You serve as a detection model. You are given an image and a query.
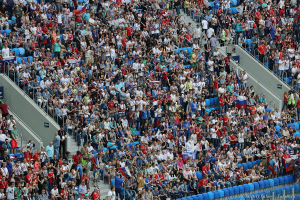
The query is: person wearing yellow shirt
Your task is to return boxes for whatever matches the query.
[185,78,193,91]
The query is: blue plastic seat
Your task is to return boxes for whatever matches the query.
[228,187,234,196]
[285,186,291,194]
[203,193,209,200]
[186,47,193,54]
[294,123,299,130]
[288,175,294,183]
[238,185,244,193]
[247,162,253,169]
[196,172,202,180]
[18,47,25,56]
[213,97,219,105]
[246,39,251,46]
[223,189,229,197]
[209,98,214,106]
[274,178,279,186]
[259,181,265,189]
[248,183,254,191]
[279,177,284,185]
[253,182,259,190]
[207,192,214,200]
[268,179,274,187]
[243,184,249,192]
[205,99,210,107]
[212,191,219,199]
[275,126,281,133]
[233,186,239,195]
[218,190,224,198]
[197,194,204,200]
[284,176,289,184]
[242,163,248,170]
[295,184,300,192]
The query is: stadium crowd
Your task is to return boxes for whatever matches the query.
[0,0,300,199]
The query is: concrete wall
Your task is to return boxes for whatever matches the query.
[233,45,291,100]
[218,48,283,110]
[0,74,60,146]
[9,109,43,149]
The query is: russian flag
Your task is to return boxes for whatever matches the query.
[91,155,99,169]
[118,167,131,177]
[236,95,247,109]
[73,2,88,15]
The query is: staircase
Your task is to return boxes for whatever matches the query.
[67,135,111,199]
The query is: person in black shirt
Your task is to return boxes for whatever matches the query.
[1,150,10,162]
[58,126,67,156]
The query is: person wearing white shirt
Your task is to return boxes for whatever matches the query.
[2,43,10,58]
[202,19,208,33]
[278,57,285,77]
[207,27,214,39]
[107,187,116,200]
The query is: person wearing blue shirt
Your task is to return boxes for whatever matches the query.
[182,119,191,139]
[190,99,198,113]
[115,175,124,200]
[107,138,117,151]
[214,0,220,13]
[76,161,83,177]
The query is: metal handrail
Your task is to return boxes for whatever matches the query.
[8,109,42,141]
[0,73,59,125]
[237,44,296,94]
[224,52,281,100]
[269,101,276,111]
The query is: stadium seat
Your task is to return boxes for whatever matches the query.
[228,187,234,196]
[284,176,289,184]
[248,183,254,191]
[196,172,202,180]
[209,98,214,106]
[223,189,229,197]
[265,108,272,112]
[197,194,203,200]
[203,193,209,200]
[218,190,224,198]
[212,191,219,199]
[213,97,219,105]
[268,179,274,187]
[294,123,299,130]
[258,181,264,189]
[205,99,210,107]
[247,162,253,169]
[274,178,279,186]
[288,175,294,183]
[243,184,249,192]
[284,186,291,194]
[253,182,259,190]
[238,185,244,193]
[233,186,239,195]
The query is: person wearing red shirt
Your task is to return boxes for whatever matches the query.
[185,32,193,46]
[125,26,133,40]
[0,102,9,119]
[202,162,211,176]
[229,132,238,147]
[25,169,33,186]
[91,188,100,200]
[72,151,81,166]
[0,177,7,189]
[61,185,69,200]
[255,8,261,22]
[282,150,290,166]
[81,172,90,186]
[23,147,33,162]
[198,175,210,193]
[219,95,225,110]
[258,42,267,62]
